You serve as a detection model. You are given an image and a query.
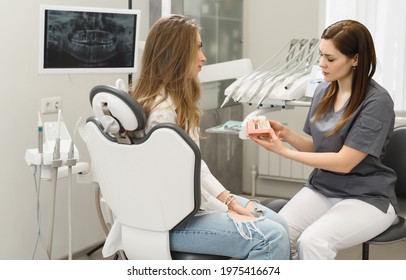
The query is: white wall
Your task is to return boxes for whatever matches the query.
[241,0,321,196]
[0,0,149,260]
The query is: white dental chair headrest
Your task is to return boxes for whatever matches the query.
[89,83,146,135]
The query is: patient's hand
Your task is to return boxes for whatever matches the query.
[228,199,255,218]
[228,210,258,221]
[217,191,261,219]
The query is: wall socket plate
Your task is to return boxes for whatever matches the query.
[41,96,62,114]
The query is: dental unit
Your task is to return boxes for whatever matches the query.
[25,110,88,260]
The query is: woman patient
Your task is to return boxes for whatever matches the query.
[129,14,290,260]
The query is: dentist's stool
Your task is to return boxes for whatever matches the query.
[84,83,231,260]
[362,125,406,259]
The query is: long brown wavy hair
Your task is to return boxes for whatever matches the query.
[313,20,377,135]
[131,14,202,135]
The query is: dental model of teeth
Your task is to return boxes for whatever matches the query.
[246,116,272,137]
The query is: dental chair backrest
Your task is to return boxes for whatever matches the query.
[85,83,201,259]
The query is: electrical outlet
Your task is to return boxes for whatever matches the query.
[41,96,62,114]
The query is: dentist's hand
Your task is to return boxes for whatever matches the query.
[249,127,288,157]
[268,120,286,138]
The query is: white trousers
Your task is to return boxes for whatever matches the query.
[278,187,397,260]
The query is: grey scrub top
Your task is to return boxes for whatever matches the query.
[303,80,399,213]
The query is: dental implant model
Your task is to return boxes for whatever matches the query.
[246,115,272,137]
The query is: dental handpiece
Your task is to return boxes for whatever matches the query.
[220,86,239,108]
[37,112,43,154]
[38,126,43,154]
[53,138,60,160]
[220,71,263,108]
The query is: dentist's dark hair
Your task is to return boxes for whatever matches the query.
[313,20,377,135]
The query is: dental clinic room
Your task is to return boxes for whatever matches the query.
[2,0,406,273]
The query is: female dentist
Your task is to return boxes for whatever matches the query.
[250,19,398,260]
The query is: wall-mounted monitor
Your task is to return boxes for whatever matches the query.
[39,5,140,74]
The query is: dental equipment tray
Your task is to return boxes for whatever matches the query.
[205,120,242,135]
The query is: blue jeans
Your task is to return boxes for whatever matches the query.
[170,195,291,260]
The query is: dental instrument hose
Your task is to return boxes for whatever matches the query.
[47,137,61,259]
[66,140,76,260]
[32,112,49,259]
[65,118,80,260]
[31,163,48,259]
[47,110,63,259]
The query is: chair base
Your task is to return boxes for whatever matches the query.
[362,216,406,260]
[86,241,105,256]
[171,251,231,260]
[362,243,370,260]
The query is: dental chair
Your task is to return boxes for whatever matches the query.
[84,83,230,260]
